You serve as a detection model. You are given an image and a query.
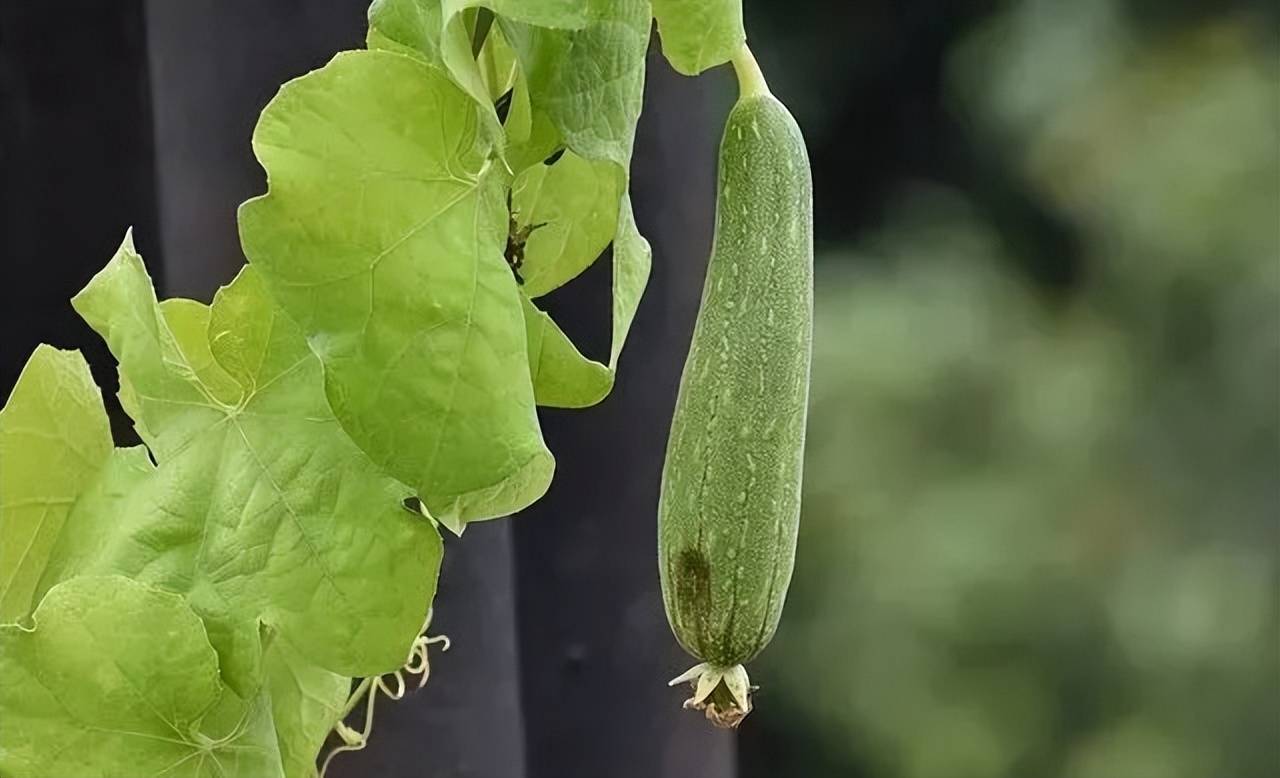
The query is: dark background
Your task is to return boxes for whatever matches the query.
[2,2,1277,777]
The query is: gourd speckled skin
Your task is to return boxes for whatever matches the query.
[658,73,812,727]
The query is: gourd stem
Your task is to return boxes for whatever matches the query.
[731,45,771,99]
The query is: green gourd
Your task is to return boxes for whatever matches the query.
[658,46,813,727]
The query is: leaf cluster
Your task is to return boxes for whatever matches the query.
[0,0,745,775]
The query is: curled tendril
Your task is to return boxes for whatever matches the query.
[404,631,451,686]
[319,609,450,777]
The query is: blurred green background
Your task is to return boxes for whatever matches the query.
[738,1,1280,776]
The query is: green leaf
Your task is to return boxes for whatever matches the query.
[369,2,653,409]
[480,0,592,28]
[18,443,154,594]
[503,65,564,174]
[367,0,444,62]
[367,4,559,176]
[502,0,650,168]
[512,150,622,297]
[368,0,593,65]
[609,194,652,368]
[438,1,594,132]
[0,575,283,778]
[651,0,745,76]
[522,296,612,407]
[477,18,520,101]
[519,195,651,410]
[264,635,350,778]
[370,1,594,145]
[160,297,244,405]
[64,237,442,689]
[239,50,554,526]
[0,346,113,623]
[501,1,653,405]
[92,291,355,778]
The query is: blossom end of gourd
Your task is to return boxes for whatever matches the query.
[669,662,754,729]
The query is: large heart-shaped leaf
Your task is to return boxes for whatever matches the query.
[0,346,350,772]
[56,237,441,690]
[239,50,553,527]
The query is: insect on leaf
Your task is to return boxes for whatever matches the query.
[501,0,654,407]
[511,150,622,298]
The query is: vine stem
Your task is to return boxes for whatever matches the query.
[730,44,771,99]
[320,615,449,776]
[335,677,375,724]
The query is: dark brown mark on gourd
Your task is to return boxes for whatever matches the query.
[674,548,713,657]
